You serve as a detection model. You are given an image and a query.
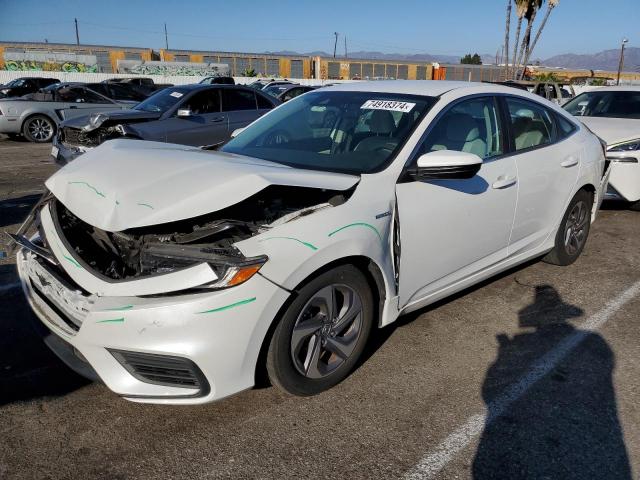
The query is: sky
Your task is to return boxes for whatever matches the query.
[0,0,638,59]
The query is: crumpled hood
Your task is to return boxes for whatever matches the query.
[62,109,162,130]
[578,117,640,145]
[45,139,359,232]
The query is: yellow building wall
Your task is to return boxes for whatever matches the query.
[0,46,4,70]
[190,54,204,63]
[407,64,417,80]
[109,51,125,73]
[279,58,291,78]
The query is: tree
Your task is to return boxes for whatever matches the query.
[510,0,529,78]
[461,53,482,65]
[503,0,512,78]
[516,0,544,80]
[521,0,559,74]
[242,68,257,77]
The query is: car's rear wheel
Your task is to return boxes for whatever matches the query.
[22,115,55,143]
[266,265,374,396]
[544,189,593,266]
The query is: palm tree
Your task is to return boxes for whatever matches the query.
[520,0,559,73]
[510,0,529,79]
[503,0,512,79]
[516,0,544,79]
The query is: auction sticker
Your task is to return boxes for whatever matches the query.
[170,91,184,98]
[361,99,415,112]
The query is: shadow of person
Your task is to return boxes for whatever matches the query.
[472,285,631,479]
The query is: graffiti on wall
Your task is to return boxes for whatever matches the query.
[3,52,98,72]
[117,60,230,76]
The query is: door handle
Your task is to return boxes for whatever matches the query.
[210,116,225,123]
[492,175,517,189]
[560,156,579,168]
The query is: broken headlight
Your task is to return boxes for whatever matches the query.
[140,242,267,289]
[608,139,640,152]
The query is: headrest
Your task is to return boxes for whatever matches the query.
[368,110,395,134]
[445,113,480,142]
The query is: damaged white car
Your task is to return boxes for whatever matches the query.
[14,81,608,404]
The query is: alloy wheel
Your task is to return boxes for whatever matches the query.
[563,200,589,255]
[27,118,53,141]
[290,284,363,379]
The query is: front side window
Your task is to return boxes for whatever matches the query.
[564,91,640,119]
[57,87,111,104]
[506,97,555,151]
[222,91,435,174]
[420,97,504,159]
[183,89,221,114]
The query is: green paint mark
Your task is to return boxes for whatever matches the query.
[102,305,133,311]
[196,297,256,314]
[68,181,106,198]
[260,236,318,251]
[55,239,82,268]
[96,317,125,324]
[328,222,383,242]
[137,203,154,210]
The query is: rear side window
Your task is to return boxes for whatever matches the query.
[555,114,577,140]
[505,97,555,151]
[222,89,257,111]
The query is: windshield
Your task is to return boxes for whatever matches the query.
[133,87,190,113]
[564,91,640,119]
[221,91,435,174]
[5,78,26,88]
[263,85,290,97]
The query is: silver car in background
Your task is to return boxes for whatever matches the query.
[0,83,135,142]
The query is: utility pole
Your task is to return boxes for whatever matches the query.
[333,32,339,58]
[74,18,79,45]
[164,23,169,50]
[344,36,347,58]
[617,38,628,86]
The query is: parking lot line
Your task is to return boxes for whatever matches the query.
[404,278,640,480]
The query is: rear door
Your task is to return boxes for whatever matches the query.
[222,89,269,135]
[504,96,581,255]
[164,88,227,146]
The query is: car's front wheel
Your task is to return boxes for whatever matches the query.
[266,265,374,396]
[22,115,55,143]
[544,189,593,266]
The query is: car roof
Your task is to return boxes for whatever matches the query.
[167,83,258,92]
[579,86,640,92]
[324,80,527,97]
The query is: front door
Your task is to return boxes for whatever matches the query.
[222,89,265,135]
[164,89,228,146]
[396,96,518,307]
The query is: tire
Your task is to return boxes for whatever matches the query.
[266,265,374,396]
[22,115,55,143]
[543,189,593,266]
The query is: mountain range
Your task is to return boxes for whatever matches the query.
[267,47,640,72]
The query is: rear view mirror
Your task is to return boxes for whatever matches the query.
[177,109,192,118]
[410,150,482,180]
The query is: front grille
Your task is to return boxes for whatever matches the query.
[109,350,210,396]
[61,127,83,147]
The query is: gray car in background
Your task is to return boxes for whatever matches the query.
[53,84,279,165]
[0,83,135,142]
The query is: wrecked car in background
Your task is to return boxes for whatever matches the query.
[0,76,60,99]
[14,81,606,404]
[0,82,135,142]
[52,84,279,165]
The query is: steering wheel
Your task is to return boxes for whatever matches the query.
[263,130,291,146]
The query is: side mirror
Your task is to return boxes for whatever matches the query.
[177,108,193,118]
[410,150,482,180]
[230,127,245,138]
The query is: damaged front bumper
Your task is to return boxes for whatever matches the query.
[51,130,87,167]
[14,201,292,404]
[17,244,290,404]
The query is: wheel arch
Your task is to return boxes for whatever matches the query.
[253,255,390,387]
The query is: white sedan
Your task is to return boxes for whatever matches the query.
[14,81,607,404]
[564,86,640,209]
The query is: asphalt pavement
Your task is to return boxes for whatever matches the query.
[0,135,639,480]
